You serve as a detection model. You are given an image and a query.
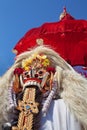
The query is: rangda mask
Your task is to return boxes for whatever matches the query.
[18,53,55,93]
[11,53,56,130]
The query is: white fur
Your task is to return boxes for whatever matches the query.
[0,45,87,130]
[61,70,87,129]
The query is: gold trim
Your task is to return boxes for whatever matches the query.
[12,87,39,130]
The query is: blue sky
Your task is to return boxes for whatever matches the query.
[0,0,87,76]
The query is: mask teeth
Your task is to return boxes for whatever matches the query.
[20,75,24,87]
[33,81,37,86]
[23,80,41,89]
[41,72,49,88]
[37,82,41,88]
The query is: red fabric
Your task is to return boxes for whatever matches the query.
[13,17,87,67]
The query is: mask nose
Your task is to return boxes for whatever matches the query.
[30,69,36,78]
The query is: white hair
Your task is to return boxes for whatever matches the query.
[0,45,87,129]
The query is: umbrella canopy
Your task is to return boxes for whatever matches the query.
[13,8,87,67]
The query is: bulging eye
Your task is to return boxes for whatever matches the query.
[39,71,43,75]
[34,68,46,79]
[24,71,29,76]
[35,74,38,78]
[23,71,30,79]
[26,75,30,78]
[37,70,45,79]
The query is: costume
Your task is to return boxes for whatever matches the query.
[0,9,87,130]
[0,45,87,130]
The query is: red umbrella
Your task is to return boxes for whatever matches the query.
[13,8,87,67]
